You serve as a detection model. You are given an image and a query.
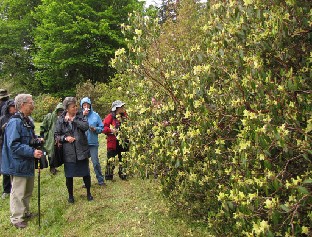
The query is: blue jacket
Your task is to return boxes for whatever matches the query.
[1,113,36,176]
[80,97,103,146]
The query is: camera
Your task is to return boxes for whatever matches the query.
[29,138,44,149]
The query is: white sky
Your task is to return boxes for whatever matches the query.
[140,0,206,7]
[141,0,162,7]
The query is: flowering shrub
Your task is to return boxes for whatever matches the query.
[111,0,311,236]
[32,94,62,122]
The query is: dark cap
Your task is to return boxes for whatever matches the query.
[0,89,10,99]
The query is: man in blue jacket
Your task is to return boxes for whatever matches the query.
[1,94,43,229]
[80,97,105,186]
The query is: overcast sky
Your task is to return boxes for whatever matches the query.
[141,0,162,7]
[141,0,206,7]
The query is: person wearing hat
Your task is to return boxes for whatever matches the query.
[0,99,16,199]
[102,100,128,180]
[55,97,93,203]
[0,89,11,116]
[40,102,65,175]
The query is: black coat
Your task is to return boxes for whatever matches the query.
[0,99,15,147]
[54,112,90,163]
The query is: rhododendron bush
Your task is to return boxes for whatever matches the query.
[111,0,311,235]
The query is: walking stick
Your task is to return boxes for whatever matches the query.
[37,158,41,228]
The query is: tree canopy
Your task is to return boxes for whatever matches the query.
[0,0,143,96]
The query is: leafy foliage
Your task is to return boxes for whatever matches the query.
[32,94,62,122]
[0,0,143,96]
[0,0,40,93]
[31,0,143,96]
[111,0,312,236]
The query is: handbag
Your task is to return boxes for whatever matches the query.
[35,154,49,169]
[50,137,64,167]
[52,144,64,167]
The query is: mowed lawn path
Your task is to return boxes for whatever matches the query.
[0,171,211,237]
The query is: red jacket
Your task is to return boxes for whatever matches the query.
[103,112,127,151]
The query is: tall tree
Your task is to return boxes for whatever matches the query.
[32,0,143,96]
[0,0,41,94]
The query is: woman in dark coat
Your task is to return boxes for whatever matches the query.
[55,97,93,203]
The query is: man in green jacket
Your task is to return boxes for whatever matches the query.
[40,103,64,174]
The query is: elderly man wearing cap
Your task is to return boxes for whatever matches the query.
[0,89,11,115]
[103,100,128,181]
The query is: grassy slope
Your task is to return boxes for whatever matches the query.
[0,123,212,237]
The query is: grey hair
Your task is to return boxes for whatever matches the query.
[63,97,77,109]
[15,94,32,110]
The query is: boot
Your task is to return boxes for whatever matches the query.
[68,196,75,203]
[50,167,57,175]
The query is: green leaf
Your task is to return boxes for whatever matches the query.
[302,179,312,184]
[297,186,309,194]
[280,204,291,213]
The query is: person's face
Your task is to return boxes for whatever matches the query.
[116,105,125,114]
[82,102,90,111]
[67,103,78,116]
[21,98,34,116]
[9,105,16,115]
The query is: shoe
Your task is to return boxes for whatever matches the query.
[24,212,38,219]
[105,175,113,180]
[1,192,10,199]
[98,182,106,186]
[50,167,57,175]
[119,174,127,180]
[68,196,75,203]
[13,221,27,229]
[87,195,93,201]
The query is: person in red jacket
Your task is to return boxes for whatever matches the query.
[103,100,128,180]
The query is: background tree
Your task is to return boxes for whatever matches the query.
[158,0,179,23]
[32,0,143,96]
[0,0,41,94]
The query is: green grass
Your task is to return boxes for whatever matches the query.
[0,123,213,237]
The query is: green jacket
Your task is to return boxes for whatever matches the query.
[40,103,64,156]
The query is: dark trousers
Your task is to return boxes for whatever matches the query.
[106,141,128,180]
[3,174,11,193]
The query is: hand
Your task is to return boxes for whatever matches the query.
[111,128,118,135]
[83,109,90,116]
[38,137,45,143]
[65,115,73,122]
[66,136,76,143]
[90,126,96,132]
[34,149,43,159]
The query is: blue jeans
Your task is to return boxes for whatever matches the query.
[89,145,104,184]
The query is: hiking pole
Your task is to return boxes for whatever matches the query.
[37,157,41,229]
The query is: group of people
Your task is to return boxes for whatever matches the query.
[0,90,128,229]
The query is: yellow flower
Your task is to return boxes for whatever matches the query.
[301,226,309,235]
